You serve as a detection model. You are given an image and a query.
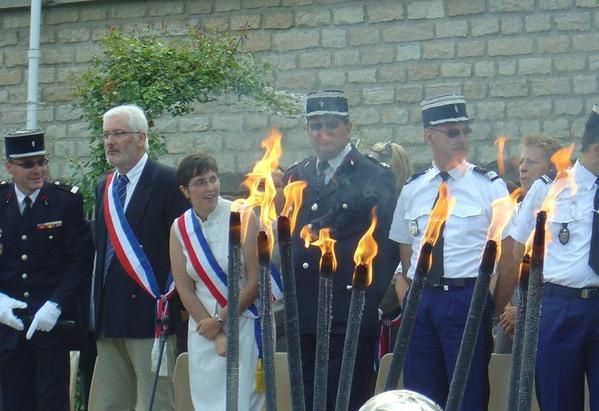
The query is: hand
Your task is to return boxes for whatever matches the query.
[196,317,222,340]
[214,332,227,357]
[499,303,517,337]
[0,292,27,330]
[26,301,61,340]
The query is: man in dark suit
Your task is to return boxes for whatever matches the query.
[90,104,188,411]
[0,129,93,411]
[285,90,399,410]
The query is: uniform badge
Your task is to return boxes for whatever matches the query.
[409,220,419,236]
[558,223,570,245]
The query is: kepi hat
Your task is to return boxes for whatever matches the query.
[4,129,46,159]
[421,94,470,128]
[306,89,349,118]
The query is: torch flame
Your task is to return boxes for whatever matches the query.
[487,187,524,243]
[311,228,338,273]
[352,208,379,287]
[282,180,307,234]
[232,129,283,251]
[422,182,456,246]
[299,225,313,248]
[495,136,507,176]
[540,144,576,230]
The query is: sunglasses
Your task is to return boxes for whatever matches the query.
[429,127,472,139]
[308,117,344,131]
[10,158,49,169]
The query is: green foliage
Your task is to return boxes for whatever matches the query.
[70,28,298,213]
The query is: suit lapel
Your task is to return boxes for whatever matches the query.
[124,159,154,231]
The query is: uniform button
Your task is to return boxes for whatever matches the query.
[302,262,309,269]
[48,235,54,240]
[311,203,318,211]
[21,273,28,280]
[131,294,137,299]
[23,291,30,298]
[140,244,143,249]
[21,254,28,261]
[342,203,348,209]
[21,234,27,241]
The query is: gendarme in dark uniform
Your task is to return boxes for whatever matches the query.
[285,90,399,411]
[0,129,93,411]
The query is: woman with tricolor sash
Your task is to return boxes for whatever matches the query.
[169,153,265,410]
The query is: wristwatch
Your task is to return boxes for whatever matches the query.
[214,313,225,326]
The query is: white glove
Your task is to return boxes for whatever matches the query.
[0,292,27,330]
[26,301,61,340]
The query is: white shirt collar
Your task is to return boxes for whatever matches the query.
[316,143,352,172]
[574,160,598,191]
[426,160,470,182]
[117,152,148,187]
[14,185,40,210]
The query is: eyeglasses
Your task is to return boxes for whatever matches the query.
[187,175,219,189]
[429,127,472,139]
[10,158,49,169]
[102,130,141,139]
[308,117,344,131]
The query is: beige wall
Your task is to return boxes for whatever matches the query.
[1,0,598,186]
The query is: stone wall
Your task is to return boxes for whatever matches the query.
[1,0,598,188]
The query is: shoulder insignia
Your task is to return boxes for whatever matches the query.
[473,166,500,182]
[406,168,431,184]
[365,154,391,169]
[0,181,9,188]
[539,174,553,184]
[51,181,80,195]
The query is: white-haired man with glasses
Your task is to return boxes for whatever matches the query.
[0,129,93,410]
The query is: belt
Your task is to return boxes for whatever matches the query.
[428,277,477,290]
[544,282,599,300]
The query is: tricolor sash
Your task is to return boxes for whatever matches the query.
[103,172,176,335]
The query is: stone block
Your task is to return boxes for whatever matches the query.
[348,27,380,47]
[573,75,597,94]
[0,89,10,103]
[475,101,505,120]
[554,56,586,72]
[80,5,108,21]
[379,65,407,82]
[531,77,571,96]
[554,98,584,115]
[463,81,488,99]
[180,115,211,132]
[260,52,297,70]
[575,0,599,6]
[75,45,101,63]
[201,16,230,32]
[525,15,552,32]
[381,106,409,124]
[589,55,599,70]
[351,107,380,125]
[3,12,30,29]
[42,86,71,102]
[0,31,18,47]
[41,46,75,64]
[396,84,424,103]
[572,32,599,51]
[542,118,569,137]
[47,124,68,140]
[57,27,91,43]
[333,50,360,66]
[298,51,331,68]
[244,31,272,52]
[147,1,185,16]
[110,3,146,19]
[214,0,241,12]
[296,9,331,27]
[185,1,213,14]
[490,79,528,97]
[382,23,434,42]
[165,133,195,154]
[321,29,346,48]
[332,6,365,25]
[4,49,27,67]
[554,12,592,31]
[448,0,486,16]
[213,114,244,132]
[362,88,395,105]
[37,67,55,84]
[518,57,551,75]
[318,70,346,87]
[474,61,495,77]
[231,14,261,30]
[537,35,571,53]
[45,8,79,25]
[397,44,422,61]
[435,21,468,38]
[195,133,224,152]
[457,40,486,57]
[361,47,395,65]
[244,113,269,131]
[441,62,471,77]
[53,140,77,158]
[422,42,454,60]
[406,63,440,81]
[275,70,317,89]
[281,0,314,5]
[270,115,302,130]
[367,3,404,22]
[489,0,534,12]
[488,37,533,56]
[56,105,83,122]
[470,17,500,37]
[506,99,551,119]
[407,1,444,19]
[501,16,523,34]
[395,126,425,146]
[243,0,281,8]
[263,11,294,29]
[540,0,575,10]
[0,69,22,86]
[348,68,376,83]
[273,30,319,50]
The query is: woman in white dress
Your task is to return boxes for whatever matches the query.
[169,153,264,410]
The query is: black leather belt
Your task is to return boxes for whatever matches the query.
[428,277,477,290]
[544,282,599,299]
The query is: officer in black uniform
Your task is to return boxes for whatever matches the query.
[285,90,399,410]
[0,129,93,411]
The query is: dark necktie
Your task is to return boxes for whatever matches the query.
[22,196,32,219]
[427,171,450,285]
[589,176,599,275]
[317,160,330,187]
[104,174,129,276]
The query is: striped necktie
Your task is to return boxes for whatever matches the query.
[22,196,32,219]
[104,174,129,276]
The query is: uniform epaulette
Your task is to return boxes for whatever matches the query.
[473,166,500,182]
[50,181,80,195]
[0,181,10,189]
[406,168,430,184]
[365,154,391,169]
[287,157,314,172]
[539,174,553,184]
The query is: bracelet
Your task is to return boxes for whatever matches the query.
[214,314,225,326]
